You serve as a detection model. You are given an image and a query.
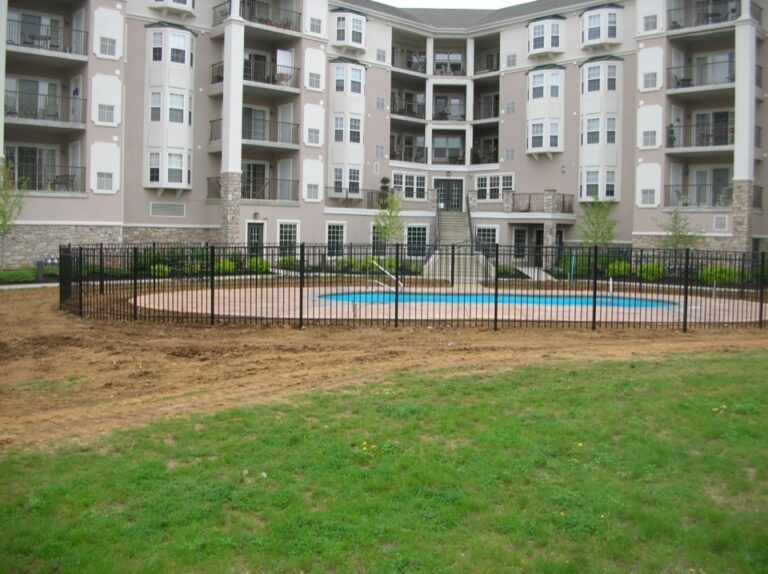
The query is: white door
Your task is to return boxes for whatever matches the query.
[277,103,293,143]
[277,159,292,200]
[72,9,85,54]
[69,75,82,122]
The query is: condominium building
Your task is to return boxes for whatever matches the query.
[1,0,766,267]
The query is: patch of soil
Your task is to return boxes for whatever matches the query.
[1,287,767,451]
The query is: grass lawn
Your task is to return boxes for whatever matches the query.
[1,350,767,573]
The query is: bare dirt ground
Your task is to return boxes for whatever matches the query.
[1,287,767,451]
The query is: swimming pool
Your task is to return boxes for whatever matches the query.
[321,292,676,308]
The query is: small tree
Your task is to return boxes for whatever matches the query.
[373,177,404,244]
[657,209,699,250]
[0,159,26,270]
[577,200,616,247]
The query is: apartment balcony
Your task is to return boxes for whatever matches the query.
[474,52,500,75]
[325,188,388,209]
[470,146,498,165]
[433,61,466,77]
[14,164,85,193]
[5,19,88,64]
[474,101,499,121]
[150,0,195,19]
[668,2,747,31]
[206,176,299,203]
[754,186,763,210]
[211,61,300,97]
[213,1,301,36]
[209,118,300,152]
[390,97,425,120]
[432,104,465,121]
[4,91,86,130]
[389,145,427,164]
[472,191,574,214]
[667,62,762,99]
[392,48,427,74]
[663,184,733,209]
[666,120,734,157]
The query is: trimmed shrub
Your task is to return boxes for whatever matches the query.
[149,263,171,278]
[103,267,132,279]
[43,265,60,277]
[183,263,202,276]
[277,255,297,270]
[638,262,667,282]
[605,261,631,278]
[553,254,592,278]
[214,258,237,275]
[698,265,741,286]
[0,268,36,283]
[248,257,270,274]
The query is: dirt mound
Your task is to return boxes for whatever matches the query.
[1,287,766,450]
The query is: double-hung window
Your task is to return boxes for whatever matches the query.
[550,73,560,98]
[167,153,183,183]
[607,13,617,38]
[605,171,616,198]
[531,74,544,99]
[607,65,617,90]
[97,172,113,191]
[551,23,560,48]
[587,66,600,92]
[349,118,361,143]
[531,123,544,148]
[532,24,545,50]
[587,118,600,144]
[350,68,362,94]
[586,171,599,197]
[588,14,601,40]
[351,18,363,44]
[100,37,116,57]
[170,33,185,64]
[335,67,344,92]
[334,117,344,142]
[150,92,161,121]
[152,32,163,61]
[169,94,184,123]
[549,122,559,147]
[333,168,343,193]
[348,169,360,194]
[336,17,346,42]
[607,117,616,143]
[98,104,114,124]
[149,152,160,183]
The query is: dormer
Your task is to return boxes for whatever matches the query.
[331,9,366,54]
[150,0,195,20]
[527,15,565,60]
[581,4,623,51]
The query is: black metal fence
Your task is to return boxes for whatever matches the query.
[59,243,766,331]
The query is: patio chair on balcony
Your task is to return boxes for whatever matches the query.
[49,174,76,192]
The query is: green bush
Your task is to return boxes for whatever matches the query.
[698,265,741,286]
[165,248,185,267]
[553,254,592,277]
[135,249,157,271]
[605,261,631,278]
[103,267,132,279]
[277,255,297,270]
[214,258,236,275]
[149,263,171,278]
[638,262,667,282]
[0,267,36,283]
[43,265,60,277]
[248,257,270,274]
[183,263,202,276]
[497,264,513,278]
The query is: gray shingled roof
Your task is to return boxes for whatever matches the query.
[332,0,601,30]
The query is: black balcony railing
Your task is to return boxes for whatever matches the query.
[392,50,427,73]
[390,97,425,119]
[754,186,764,210]
[390,145,427,164]
[668,3,740,29]
[210,119,222,141]
[14,164,85,193]
[433,61,466,76]
[212,1,230,25]
[666,121,735,148]
[6,19,88,56]
[243,120,299,145]
[325,188,389,209]
[241,1,301,31]
[474,53,500,74]
[241,178,299,202]
[509,193,573,213]
[664,185,733,209]
[207,176,222,199]
[474,101,499,120]
[432,104,465,121]
[211,61,300,89]
[668,61,735,89]
[4,91,86,124]
[470,147,498,165]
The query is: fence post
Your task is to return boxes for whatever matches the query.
[395,243,400,328]
[450,244,455,288]
[758,251,765,329]
[683,248,690,333]
[591,245,598,331]
[78,247,84,317]
[493,243,499,331]
[132,247,138,321]
[299,243,305,329]
[210,245,215,326]
[99,243,105,295]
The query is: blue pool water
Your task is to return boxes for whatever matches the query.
[321,292,675,308]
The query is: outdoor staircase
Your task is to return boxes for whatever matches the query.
[424,250,491,283]
[438,212,471,244]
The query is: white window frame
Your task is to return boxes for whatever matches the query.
[530,122,544,148]
[168,93,184,124]
[97,103,115,125]
[308,128,320,145]
[476,225,499,245]
[643,14,658,32]
[310,17,322,34]
[349,117,361,143]
[167,152,183,184]
[586,117,600,144]
[643,72,658,90]
[350,67,362,94]
[326,222,347,257]
[277,221,300,254]
[99,36,116,58]
[150,91,161,122]
[149,151,161,184]
[170,33,186,64]
[308,72,321,90]
[406,224,429,257]
[640,188,656,207]
[96,171,113,191]
[642,130,658,148]
[530,73,544,99]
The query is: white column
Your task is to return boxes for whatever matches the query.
[466,37,475,76]
[0,0,7,157]
[426,37,434,76]
[733,15,756,181]
[425,80,434,123]
[222,19,245,174]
